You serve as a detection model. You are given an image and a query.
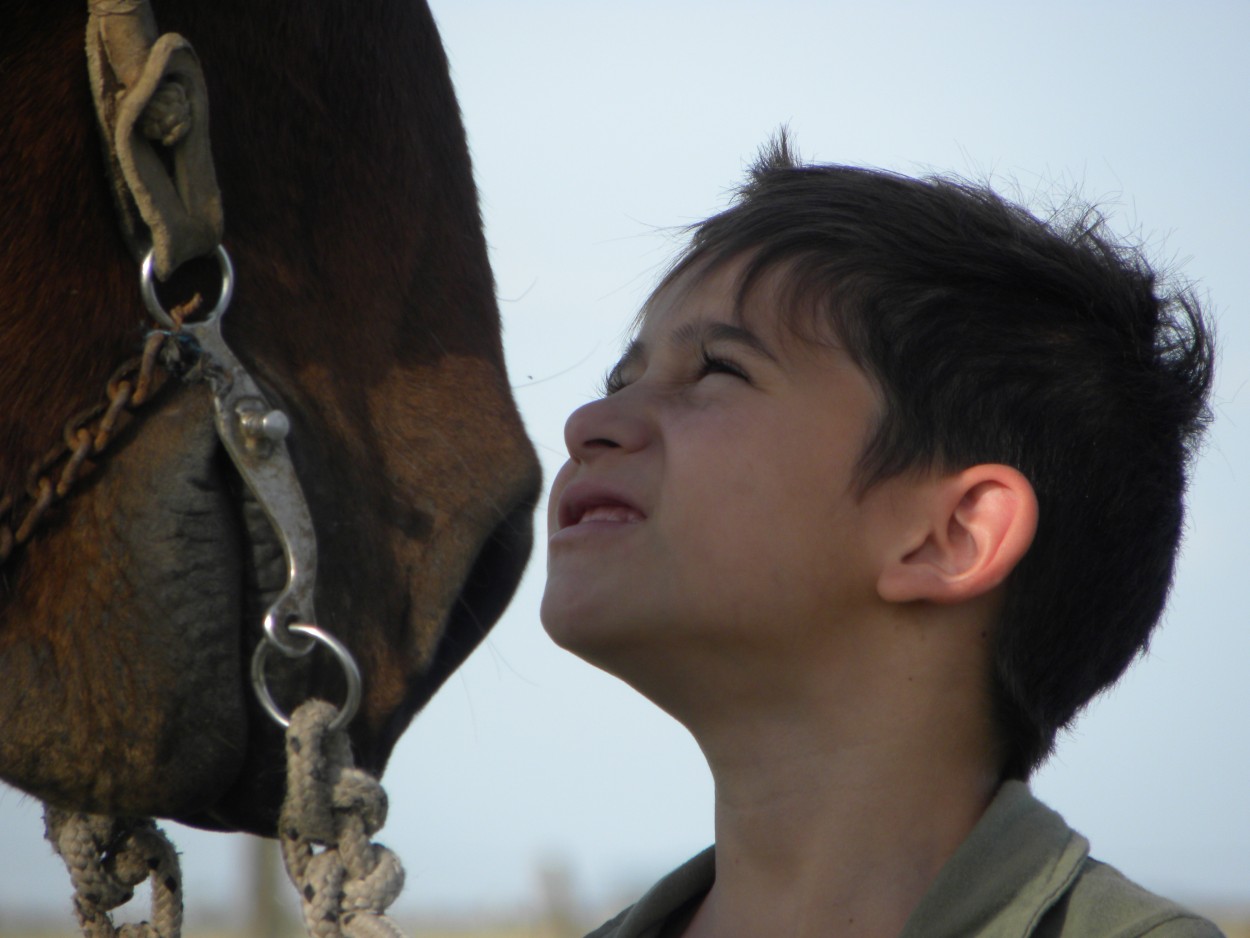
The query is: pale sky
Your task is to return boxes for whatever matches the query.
[3,1,1247,928]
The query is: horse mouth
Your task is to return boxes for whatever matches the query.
[167,453,293,832]
[235,471,289,634]
[179,447,537,835]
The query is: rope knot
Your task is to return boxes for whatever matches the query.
[43,808,183,938]
[279,700,407,938]
[43,702,413,938]
[333,768,388,836]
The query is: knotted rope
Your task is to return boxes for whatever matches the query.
[43,809,183,938]
[44,700,413,938]
[279,700,408,938]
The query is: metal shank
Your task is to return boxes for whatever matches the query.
[140,246,318,656]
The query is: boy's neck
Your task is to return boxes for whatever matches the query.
[691,736,996,938]
[675,612,1001,938]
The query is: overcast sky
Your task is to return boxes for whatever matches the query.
[3,1,1247,929]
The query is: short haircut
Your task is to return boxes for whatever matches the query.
[657,135,1214,778]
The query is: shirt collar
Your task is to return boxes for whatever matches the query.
[602,847,716,938]
[596,782,1087,938]
[900,781,1089,938]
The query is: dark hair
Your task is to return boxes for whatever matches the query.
[661,135,1214,778]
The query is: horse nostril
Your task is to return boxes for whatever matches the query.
[376,474,540,754]
[464,492,539,629]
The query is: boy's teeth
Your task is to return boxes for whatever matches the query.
[581,505,639,523]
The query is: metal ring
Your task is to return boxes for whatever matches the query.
[250,624,363,732]
[139,245,235,328]
[264,608,317,657]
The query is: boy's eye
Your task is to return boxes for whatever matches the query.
[598,347,750,396]
[697,349,749,383]
[600,362,629,396]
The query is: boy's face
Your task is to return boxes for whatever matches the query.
[542,259,899,682]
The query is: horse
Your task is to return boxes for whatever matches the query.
[0,0,541,836]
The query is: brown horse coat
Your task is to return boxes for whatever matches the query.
[0,0,540,832]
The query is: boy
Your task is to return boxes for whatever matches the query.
[541,138,1219,938]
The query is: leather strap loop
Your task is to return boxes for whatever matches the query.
[87,0,223,279]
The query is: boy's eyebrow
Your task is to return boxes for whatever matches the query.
[672,320,780,361]
[611,321,779,378]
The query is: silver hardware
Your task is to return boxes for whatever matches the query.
[236,399,290,457]
[238,404,290,442]
[250,623,362,731]
[141,247,362,729]
[139,242,234,328]
[140,247,317,656]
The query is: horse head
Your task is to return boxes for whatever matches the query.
[0,0,540,833]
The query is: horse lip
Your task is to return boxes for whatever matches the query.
[235,472,289,624]
[558,482,645,531]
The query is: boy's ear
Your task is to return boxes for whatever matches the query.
[877,465,1038,605]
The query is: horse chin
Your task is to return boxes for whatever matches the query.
[0,370,535,834]
[176,511,536,835]
[174,439,538,836]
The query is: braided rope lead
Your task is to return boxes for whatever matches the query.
[280,699,409,938]
[43,808,183,938]
[41,698,410,938]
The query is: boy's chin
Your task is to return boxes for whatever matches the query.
[539,586,595,652]
[539,596,612,656]
[539,594,648,672]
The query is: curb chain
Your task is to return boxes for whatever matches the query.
[0,298,201,566]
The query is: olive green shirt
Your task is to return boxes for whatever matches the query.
[587,782,1222,937]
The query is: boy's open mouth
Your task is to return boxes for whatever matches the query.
[558,485,646,530]
[577,504,644,524]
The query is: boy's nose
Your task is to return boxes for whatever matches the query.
[563,392,650,461]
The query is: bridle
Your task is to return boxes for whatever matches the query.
[0,242,363,733]
[1,2,362,718]
[85,0,363,729]
[136,245,363,729]
[27,3,422,936]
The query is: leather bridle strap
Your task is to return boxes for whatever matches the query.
[86,0,223,279]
